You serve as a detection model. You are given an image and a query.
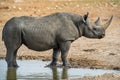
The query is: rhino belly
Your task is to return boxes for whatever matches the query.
[23,37,56,51]
[22,30,56,51]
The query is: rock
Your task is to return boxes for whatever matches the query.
[109,53,116,55]
[76,4,80,8]
[0,2,5,5]
[18,7,22,10]
[14,0,23,3]
[13,6,16,9]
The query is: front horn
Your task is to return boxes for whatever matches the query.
[103,16,113,30]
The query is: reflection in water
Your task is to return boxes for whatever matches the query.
[52,67,59,80]
[6,67,68,80]
[62,68,68,79]
[2,60,119,80]
[7,68,17,80]
[51,67,68,80]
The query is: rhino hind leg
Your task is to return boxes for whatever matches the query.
[4,34,22,68]
[6,48,19,68]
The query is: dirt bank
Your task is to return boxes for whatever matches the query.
[72,73,120,80]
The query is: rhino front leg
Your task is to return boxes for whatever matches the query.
[60,41,71,67]
[47,48,60,67]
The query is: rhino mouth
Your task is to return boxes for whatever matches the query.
[98,35,105,39]
[98,36,103,39]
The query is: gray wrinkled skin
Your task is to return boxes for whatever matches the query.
[2,12,113,68]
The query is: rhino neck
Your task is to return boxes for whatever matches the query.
[75,22,85,38]
[68,13,85,37]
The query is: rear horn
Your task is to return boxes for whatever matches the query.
[95,17,101,25]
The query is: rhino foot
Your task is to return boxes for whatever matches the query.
[46,63,72,68]
[8,63,19,69]
[62,63,72,68]
[45,63,57,68]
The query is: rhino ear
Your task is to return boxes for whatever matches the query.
[83,12,89,22]
[95,17,101,25]
[82,12,93,29]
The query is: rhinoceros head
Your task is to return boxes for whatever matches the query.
[82,12,113,39]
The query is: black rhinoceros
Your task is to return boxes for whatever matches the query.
[2,12,113,68]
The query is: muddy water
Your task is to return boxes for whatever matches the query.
[0,60,120,80]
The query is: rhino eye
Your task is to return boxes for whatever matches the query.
[93,27,97,30]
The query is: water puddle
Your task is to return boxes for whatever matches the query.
[0,60,120,80]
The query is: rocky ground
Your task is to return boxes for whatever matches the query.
[0,0,120,80]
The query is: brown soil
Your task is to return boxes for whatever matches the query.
[72,73,120,80]
[0,0,120,80]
